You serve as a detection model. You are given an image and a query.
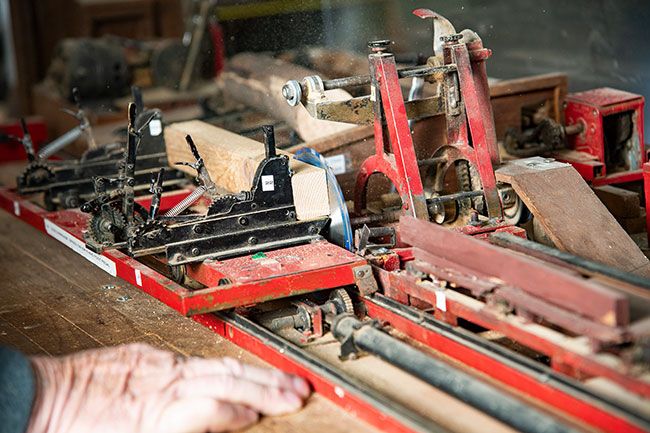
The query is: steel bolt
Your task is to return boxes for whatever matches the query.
[251,203,258,210]
[308,225,318,234]
[441,33,463,44]
[116,295,131,302]
[248,236,258,245]
[191,247,200,256]
[192,224,202,234]
[239,216,249,226]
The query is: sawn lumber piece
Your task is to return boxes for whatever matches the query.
[219,52,359,142]
[495,157,650,278]
[165,120,329,220]
[399,216,629,327]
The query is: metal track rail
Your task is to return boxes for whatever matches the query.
[212,311,450,433]
[364,294,650,433]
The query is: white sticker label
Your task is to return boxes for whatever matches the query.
[44,219,117,276]
[261,175,275,191]
[149,119,163,136]
[135,269,142,286]
[325,154,348,175]
[13,201,20,216]
[435,290,447,312]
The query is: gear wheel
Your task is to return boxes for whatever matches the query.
[207,194,239,215]
[329,289,354,315]
[88,203,127,245]
[18,162,55,189]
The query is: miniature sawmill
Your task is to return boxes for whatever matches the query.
[1,3,649,433]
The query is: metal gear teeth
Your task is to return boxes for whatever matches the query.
[19,162,55,188]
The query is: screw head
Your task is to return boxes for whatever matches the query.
[248,236,258,245]
[191,247,200,256]
[192,224,202,234]
[239,216,249,226]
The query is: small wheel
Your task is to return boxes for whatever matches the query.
[169,264,188,285]
[329,289,354,315]
[59,190,81,209]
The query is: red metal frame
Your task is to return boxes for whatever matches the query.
[0,117,48,161]
[563,88,645,183]
[354,51,429,219]
[353,37,503,221]
[0,187,369,315]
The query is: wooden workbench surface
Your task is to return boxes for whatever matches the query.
[0,210,377,433]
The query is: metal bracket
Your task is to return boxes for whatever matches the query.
[352,264,378,296]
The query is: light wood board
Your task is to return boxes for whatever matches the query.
[165,120,330,221]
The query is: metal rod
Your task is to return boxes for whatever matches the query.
[331,314,577,433]
[321,64,456,91]
[262,125,276,159]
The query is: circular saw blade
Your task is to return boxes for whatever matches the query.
[295,148,353,251]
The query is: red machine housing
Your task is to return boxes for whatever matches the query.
[562,87,645,186]
[0,117,48,161]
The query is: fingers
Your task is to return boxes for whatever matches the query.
[171,374,306,415]
[157,398,259,433]
[181,357,310,398]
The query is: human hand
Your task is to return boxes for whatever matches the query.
[27,343,310,433]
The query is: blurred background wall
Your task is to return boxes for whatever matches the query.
[1,0,648,130]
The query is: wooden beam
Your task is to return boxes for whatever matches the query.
[495,157,650,278]
[165,120,329,220]
[400,216,629,327]
[219,53,359,142]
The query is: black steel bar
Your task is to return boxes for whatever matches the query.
[330,314,577,433]
[262,125,276,159]
[322,65,456,91]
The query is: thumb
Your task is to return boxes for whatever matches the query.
[156,397,259,433]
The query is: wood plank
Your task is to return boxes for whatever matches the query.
[400,216,629,327]
[164,120,329,220]
[495,157,650,277]
[219,53,358,142]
